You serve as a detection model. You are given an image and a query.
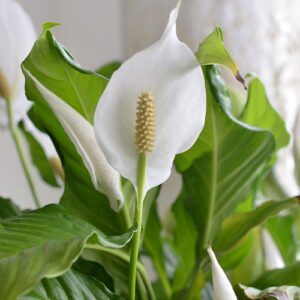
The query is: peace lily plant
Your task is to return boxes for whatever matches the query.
[0,1,300,300]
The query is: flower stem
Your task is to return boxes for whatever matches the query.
[6,98,41,208]
[128,153,147,300]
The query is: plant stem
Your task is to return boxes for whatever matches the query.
[128,153,147,300]
[6,98,41,208]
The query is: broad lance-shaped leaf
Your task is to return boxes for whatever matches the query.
[250,261,300,289]
[213,197,298,252]
[175,65,275,248]
[0,204,136,300]
[22,268,124,300]
[143,198,172,298]
[22,23,123,211]
[171,188,198,293]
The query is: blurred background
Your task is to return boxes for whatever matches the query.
[1,0,300,209]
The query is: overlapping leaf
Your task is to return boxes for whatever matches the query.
[0,204,135,300]
[176,65,276,250]
[22,268,124,300]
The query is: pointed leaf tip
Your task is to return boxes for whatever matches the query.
[41,22,62,37]
[176,0,182,9]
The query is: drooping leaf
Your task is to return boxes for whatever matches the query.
[213,198,298,252]
[0,204,135,300]
[19,121,59,187]
[22,268,124,300]
[175,65,275,250]
[240,78,290,150]
[0,197,21,219]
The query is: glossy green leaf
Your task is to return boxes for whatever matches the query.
[0,204,135,300]
[213,198,298,252]
[171,188,197,292]
[240,78,290,150]
[143,199,171,298]
[96,61,121,79]
[196,27,239,76]
[0,197,21,219]
[232,228,265,285]
[22,27,128,235]
[23,22,107,124]
[176,65,275,250]
[22,268,124,300]
[19,121,59,187]
[250,261,300,289]
[265,215,298,264]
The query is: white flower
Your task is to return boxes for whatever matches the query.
[22,69,124,211]
[0,0,36,126]
[94,6,206,195]
[207,246,238,300]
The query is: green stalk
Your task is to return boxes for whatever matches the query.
[6,98,41,208]
[128,153,147,300]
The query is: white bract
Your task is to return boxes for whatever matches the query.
[0,0,36,126]
[207,246,238,300]
[94,5,206,194]
[23,70,124,211]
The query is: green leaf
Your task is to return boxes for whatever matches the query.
[23,24,107,124]
[213,198,298,252]
[19,120,59,187]
[196,27,238,74]
[0,197,21,219]
[0,204,135,300]
[96,61,121,79]
[171,188,197,292]
[231,228,264,285]
[265,215,298,265]
[22,268,124,300]
[22,31,128,235]
[196,26,245,88]
[176,65,275,250]
[238,284,300,300]
[240,78,290,150]
[143,199,172,298]
[250,261,300,289]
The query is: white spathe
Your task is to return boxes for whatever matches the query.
[23,69,124,211]
[94,6,206,194]
[0,0,36,126]
[207,246,238,300]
